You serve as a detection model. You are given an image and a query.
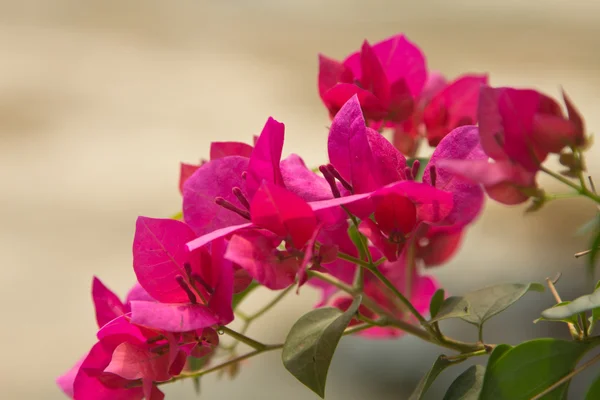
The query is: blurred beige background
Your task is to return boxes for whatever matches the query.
[1,1,600,399]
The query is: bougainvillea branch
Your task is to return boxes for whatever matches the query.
[57,32,600,400]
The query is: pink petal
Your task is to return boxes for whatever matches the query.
[387,79,415,123]
[497,88,547,170]
[419,71,447,104]
[424,125,486,225]
[57,356,85,398]
[185,222,252,252]
[373,181,454,223]
[179,162,202,195]
[392,119,421,157]
[183,156,249,235]
[124,282,155,307]
[359,41,390,106]
[96,315,148,343]
[148,386,165,400]
[73,340,144,400]
[92,277,127,328]
[318,54,354,100]
[477,86,508,160]
[280,154,335,201]
[437,159,535,205]
[129,301,219,332]
[245,117,285,198]
[250,182,317,248]
[322,83,387,120]
[328,95,377,193]
[365,127,407,185]
[416,225,464,267]
[210,141,253,160]
[104,342,171,382]
[207,238,234,324]
[371,34,427,97]
[373,193,417,235]
[133,217,197,303]
[424,74,488,146]
[531,113,579,153]
[225,232,298,290]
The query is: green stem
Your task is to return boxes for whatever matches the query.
[444,348,488,362]
[248,285,294,322]
[580,313,590,339]
[221,326,267,351]
[224,285,294,352]
[367,265,432,332]
[544,192,580,201]
[165,344,283,384]
[307,270,486,353]
[353,266,365,292]
[165,323,384,386]
[337,251,372,269]
[541,166,600,203]
[307,270,433,342]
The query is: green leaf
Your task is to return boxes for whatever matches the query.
[429,283,544,328]
[459,283,544,327]
[443,365,485,400]
[282,296,362,398]
[408,355,454,400]
[487,344,512,366]
[429,296,470,323]
[430,289,445,318]
[535,301,580,325]
[540,286,600,321]
[479,338,591,400]
[585,373,600,400]
[231,281,260,310]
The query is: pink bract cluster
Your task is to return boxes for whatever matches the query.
[57,33,587,399]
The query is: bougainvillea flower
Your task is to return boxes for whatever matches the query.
[390,73,487,156]
[438,86,584,205]
[190,182,321,290]
[92,278,155,329]
[478,86,585,171]
[225,230,299,290]
[318,34,426,123]
[327,95,407,195]
[183,155,250,235]
[389,71,447,156]
[250,182,318,248]
[423,125,486,226]
[77,324,184,399]
[245,117,285,198]
[400,125,487,266]
[358,194,418,261]
[423,74,488,146]
[178,141,253,194]
[131,217,234,332]
[183,117,285,235]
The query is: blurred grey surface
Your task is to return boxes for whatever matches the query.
[1,1,600,399]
